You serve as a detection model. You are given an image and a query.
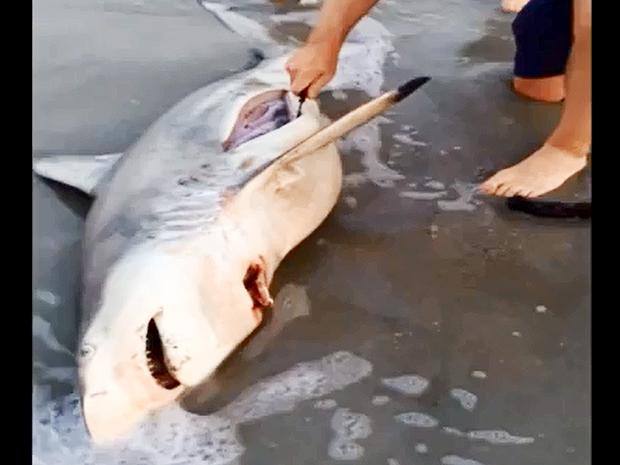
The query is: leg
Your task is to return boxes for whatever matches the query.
[510,0,572,102]
[479,144,587,197]
[513,75,565,103]
[501,0,530,13]
[481,0,590,197]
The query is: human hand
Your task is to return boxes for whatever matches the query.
[285,40,340,99]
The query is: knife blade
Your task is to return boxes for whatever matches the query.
[296,87,308,118]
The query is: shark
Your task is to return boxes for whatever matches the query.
[34,50,428,442]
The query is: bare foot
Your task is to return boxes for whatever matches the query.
[480,144,587,197]
[501,0,530,13]
[513,76,565,103]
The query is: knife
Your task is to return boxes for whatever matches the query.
[274,76,431,169]
[296,87,308,118]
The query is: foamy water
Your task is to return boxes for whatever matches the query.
[381,374,429,396]
[442,426,535,445]
[425,180,446,190]
[450,388,478,412]
[392,132,428,147]
[415,443,429,454]
[371,395,390,406]
[328,408,372,461]
[399,190,448,200]
[33,351,372,465]
[314,399,338,410]
[395,411,439,428]
[441,455,485,465]
[437,182,480,212]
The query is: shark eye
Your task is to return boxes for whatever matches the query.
[145,319,180,390]
[79,344,95,360]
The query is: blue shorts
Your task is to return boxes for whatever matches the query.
[513,0,573,78]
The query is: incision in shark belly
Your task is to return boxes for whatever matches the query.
[223,91,293,151]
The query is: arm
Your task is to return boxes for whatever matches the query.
[286,0,380,98]
[547,0,591,156]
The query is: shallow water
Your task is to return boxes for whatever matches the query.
[33,0,590,464]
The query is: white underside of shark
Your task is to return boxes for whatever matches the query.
[34,52,345,443]
[32,1,405,444]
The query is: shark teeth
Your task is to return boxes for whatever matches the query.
[145,319,181,390]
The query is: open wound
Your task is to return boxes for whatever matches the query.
[223,90,293,151]
[243,261,273,310]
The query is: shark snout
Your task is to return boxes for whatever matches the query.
[79,317,183,443]
[79,253,274,442]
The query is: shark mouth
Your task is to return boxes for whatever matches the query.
[143,261,272,391]
[223,90,293,151]
[145,319,181,390]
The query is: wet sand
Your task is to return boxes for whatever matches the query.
[33,1,590,464]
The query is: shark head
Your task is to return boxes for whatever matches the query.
[78,242,274,443]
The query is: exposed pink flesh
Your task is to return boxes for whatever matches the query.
[223,94,292,151]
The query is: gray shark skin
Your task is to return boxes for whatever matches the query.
[34,54,342,442]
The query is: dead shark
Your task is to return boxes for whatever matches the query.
[33,53,428,443]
